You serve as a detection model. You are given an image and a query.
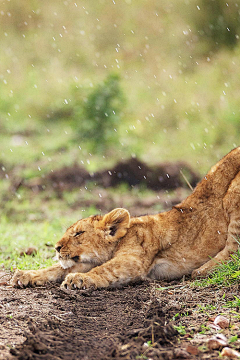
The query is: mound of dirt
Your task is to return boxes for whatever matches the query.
[96,158,153,188]
[25,158,200,192]
[47,163,91,190]
[98,158,199,190]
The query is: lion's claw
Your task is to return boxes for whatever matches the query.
[60,273,94,291]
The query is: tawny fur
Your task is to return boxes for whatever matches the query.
[11,147,240,290]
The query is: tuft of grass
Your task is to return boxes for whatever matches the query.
[194,250,240,287]
[223,296,240,309]
[229,335,238,343]
[173,324,186,336]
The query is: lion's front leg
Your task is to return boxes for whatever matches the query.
[61,254,148,290]
[11,263,68,287]
[11,262,94,288]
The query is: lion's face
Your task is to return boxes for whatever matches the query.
[55,208,130,270]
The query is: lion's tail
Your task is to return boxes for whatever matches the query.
[193,146,240,199]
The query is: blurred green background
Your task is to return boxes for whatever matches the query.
[1,0,240,170]
[1,0,240,268]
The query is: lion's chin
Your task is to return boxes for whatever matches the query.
[59,259,76,269]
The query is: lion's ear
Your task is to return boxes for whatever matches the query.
[99,208,130,241]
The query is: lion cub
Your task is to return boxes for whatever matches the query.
[11,147,240,290]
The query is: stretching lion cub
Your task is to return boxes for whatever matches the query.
[11,147,240,290]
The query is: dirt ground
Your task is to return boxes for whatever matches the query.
[1,272,240,360]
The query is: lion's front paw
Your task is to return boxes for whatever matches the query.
[11,269,34,287]
[60,273,96,290]
[11,269,45,288]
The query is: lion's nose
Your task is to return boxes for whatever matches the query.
[55,245,62,253]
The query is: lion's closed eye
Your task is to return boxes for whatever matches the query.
[73,231,85,237]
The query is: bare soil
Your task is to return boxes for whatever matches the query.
[1,274,240,360]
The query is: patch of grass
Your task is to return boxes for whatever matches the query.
[0,220,58,270]
[197,304,217,312]
[223,296,240,309]
[194,251,240,287]
[0,199,99,271]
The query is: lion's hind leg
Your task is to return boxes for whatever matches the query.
[191,232,239,279]
[192,172,240,279]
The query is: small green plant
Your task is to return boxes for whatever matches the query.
[199,324,210,334]
[79,73,125,153]
[224,296,240,309]
[173,324,186,336]
[146,340,152,347]
[172,311,189,320]
[229,335,238,343]
[197,304,217,313]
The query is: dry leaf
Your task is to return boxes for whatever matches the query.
[221,347,240,358]
[208,323,221,331]
[185,344,199,355]
[213,315,229,329]
[208,334,228,350]
[208,316,216,322]
[174,348,191,358]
